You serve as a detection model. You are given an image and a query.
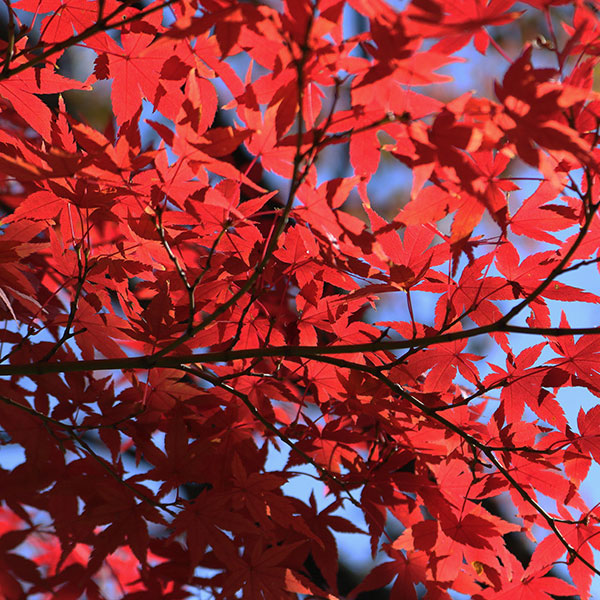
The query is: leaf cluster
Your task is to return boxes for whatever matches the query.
[0,0,600,598]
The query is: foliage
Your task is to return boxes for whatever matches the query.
[1,0,600,598]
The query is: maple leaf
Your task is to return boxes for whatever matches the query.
[96,31,187,126]
[0,64,89,141]
[219,539,308,600]
[484,343,567,428]
[53,297,129,361]
[389,330,481,392]
[14,0,119,44]
[439,513,500,550]
[509,181,579,243]
[406,0,524,54]
[494,46,593,170]
[549,313,600,394]
[292,494,364,592]
[349,551,428,600]
[476,555,578,599]
[526,520,596,600]
[171,491,256,572]
[576,405,600,463]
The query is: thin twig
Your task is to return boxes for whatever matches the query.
[40,246,91,363]
[0,394,173,515]
[0,0,176,79]
[147,9,318,362]
[498,206,598,326]
[2,0,15,77]
[296,353,599,575]
[184,365,363,509]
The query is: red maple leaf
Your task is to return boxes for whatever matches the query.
[0,61,88,141]
[96,31,188,126]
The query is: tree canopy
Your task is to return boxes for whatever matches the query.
[1,0,600,598]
